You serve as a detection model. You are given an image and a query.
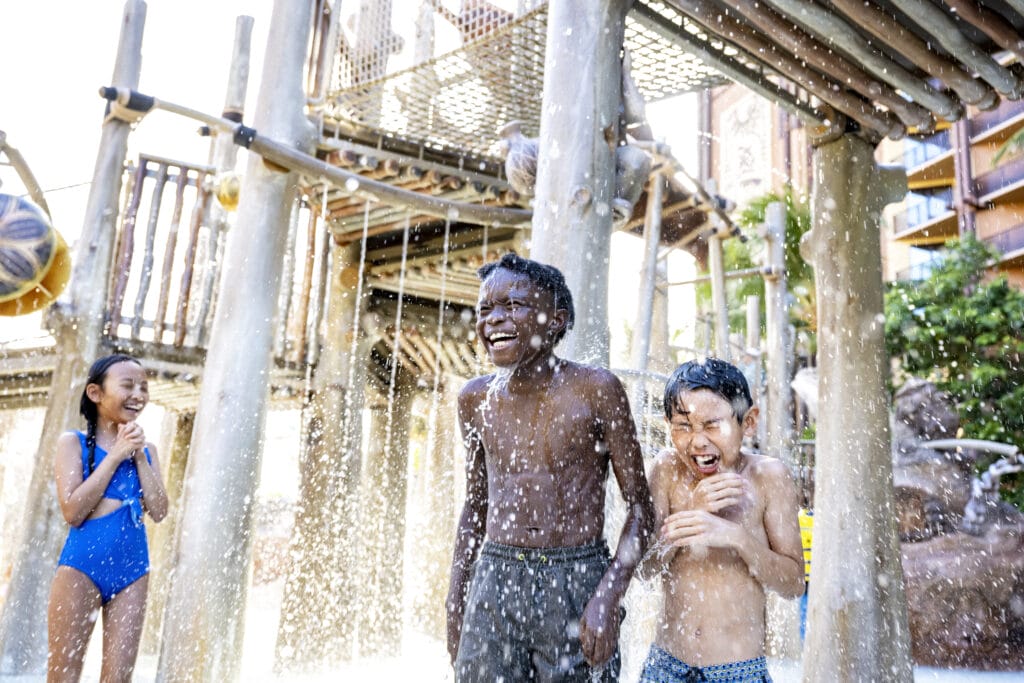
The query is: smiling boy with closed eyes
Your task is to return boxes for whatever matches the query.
[639,358,803,683]
[446,253,654,682]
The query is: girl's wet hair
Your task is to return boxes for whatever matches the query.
[79,354,142,476]
[663,357,753,421]
[477,253,575,342]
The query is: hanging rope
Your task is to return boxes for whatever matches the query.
[384,214,412,466]
[340,200,373,460]
[424,214,453,468]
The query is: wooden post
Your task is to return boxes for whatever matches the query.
[630,171,664,439]
[408,378,458,639]
[197,15,254,346]
[951,119,977,236]
[156,0,314,679]
[528,0,630,365]
[763,201,793,464]
[0,2,146,673]
[707,231,730,361]
[801,134,912,681]
[631,173,663,374]
[356,377,414,656]
[764,208,801,671]
[141,410,194,655]
[275,241,370,670]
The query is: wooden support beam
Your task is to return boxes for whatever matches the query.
[829,0,998,109]
[153,169,189,342]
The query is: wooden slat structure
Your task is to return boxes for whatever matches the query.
[7,0,1021,412]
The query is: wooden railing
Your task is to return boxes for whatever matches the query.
[106,154,327,368]
[108,155,217,349]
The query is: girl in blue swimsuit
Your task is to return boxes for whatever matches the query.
[47,354,168,683]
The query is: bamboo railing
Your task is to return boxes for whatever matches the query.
[106,154,327,367]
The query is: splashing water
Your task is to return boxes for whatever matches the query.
[486,367,513,406]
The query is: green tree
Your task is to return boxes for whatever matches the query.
[696,186,815,343]
[884,235,1024,507]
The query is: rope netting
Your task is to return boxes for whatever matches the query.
[321,0,729,158]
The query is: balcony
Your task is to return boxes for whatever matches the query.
[904,130,954,190]
[986,222,1024,269]
[975,152,1024,206]
[893,190,958,245]
[970,98,1024,146]
[894,257,944,282]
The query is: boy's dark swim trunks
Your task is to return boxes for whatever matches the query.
[455,540,621,682]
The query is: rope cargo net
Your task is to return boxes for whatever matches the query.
[321,0,729,158]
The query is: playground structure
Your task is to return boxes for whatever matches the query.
[2,0,1023,680]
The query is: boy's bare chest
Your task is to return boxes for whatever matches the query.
[670,477,763,528]
[477,393,599,467]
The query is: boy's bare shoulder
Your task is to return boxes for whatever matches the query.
[561,361,625,393]
[744,453,795,484]
[649,448,683,482]
[459,374,492,400]
[457,375,492,423]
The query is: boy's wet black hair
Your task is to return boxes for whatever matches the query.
[477,253,575,342]
[663,357,753,422]
[80,354,141,476]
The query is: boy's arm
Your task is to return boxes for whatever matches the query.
[579,371,656,666]
[661,459,804,598]
[637,453,678,578]
[750,460,805,597]
[445,390,488,666]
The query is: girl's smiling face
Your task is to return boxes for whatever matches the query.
[476,268,565,369]
[87,360,149,426]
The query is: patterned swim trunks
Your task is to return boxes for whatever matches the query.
[639,645,772,683]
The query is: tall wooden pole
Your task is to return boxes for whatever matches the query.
[197,15,254,345]
[763,201,793,464]
[356,378,414,656]
[0,2,146,673]
[760,205,796,683]
[631,172,663,374]
[707,231,730,361]
[801,134,912,682]
[275,241,369,670]
[529,0,630,365]
[141,410,194,655]
[156,0,313,679]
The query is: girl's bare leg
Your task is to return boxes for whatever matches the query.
[100,574,148,683]
[48,566,101,683]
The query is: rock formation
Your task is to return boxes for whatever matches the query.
[891,379,1024,668]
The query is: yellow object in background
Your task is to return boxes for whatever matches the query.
[0,194,71,316]
[798,507,813,583]
[214,173,241,211]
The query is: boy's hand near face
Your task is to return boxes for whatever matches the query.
[660,509,745,551]
[660,472,753,552]
[687,472,750,513]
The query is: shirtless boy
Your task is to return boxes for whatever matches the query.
[640,358,803,682]
[447,253,655,682]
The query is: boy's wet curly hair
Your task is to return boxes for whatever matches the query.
[477,253,575,342]
[664,357,754,422]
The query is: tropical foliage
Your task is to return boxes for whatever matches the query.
[884,236,1024,507]
[696,186,815,344]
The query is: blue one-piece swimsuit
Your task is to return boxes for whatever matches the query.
[57,431,151,604]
